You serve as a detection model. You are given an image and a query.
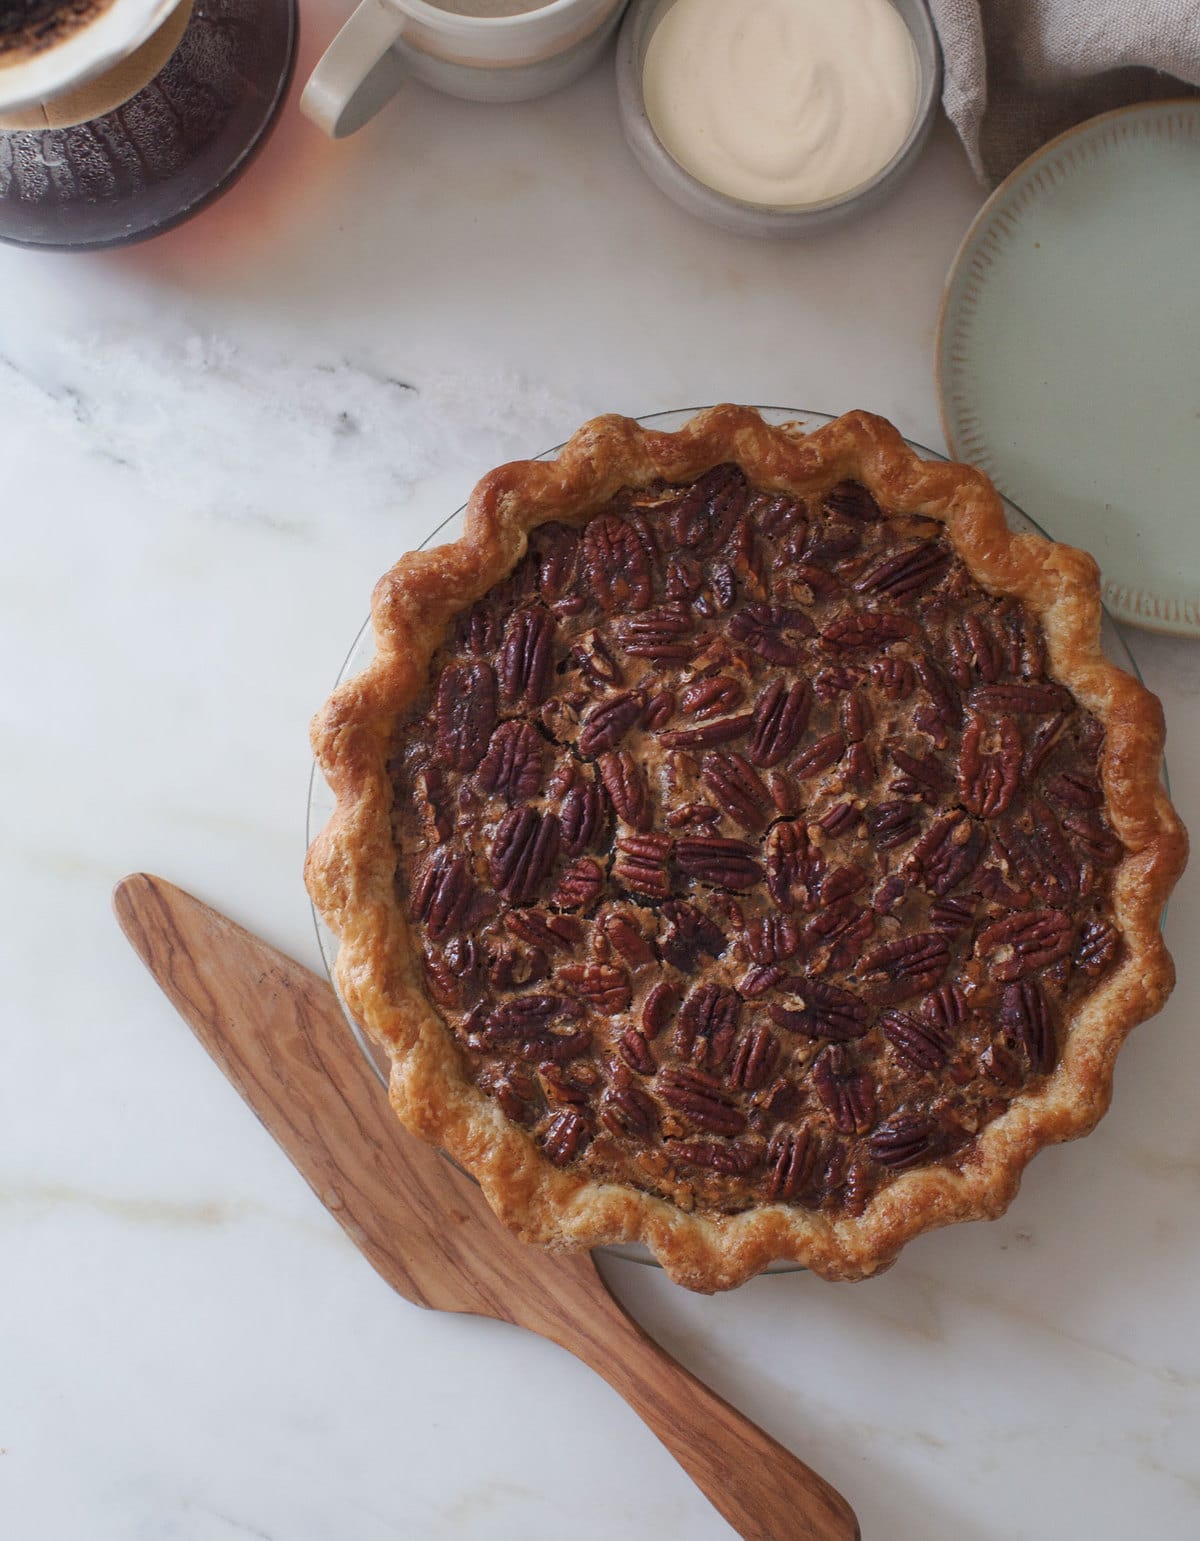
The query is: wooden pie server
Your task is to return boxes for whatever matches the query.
[113,873,859,1541]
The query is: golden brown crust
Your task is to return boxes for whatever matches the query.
[306,407,1186,1291]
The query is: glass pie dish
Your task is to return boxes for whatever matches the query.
[306,406,1159,1272]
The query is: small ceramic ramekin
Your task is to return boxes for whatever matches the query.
[615,0,942,237]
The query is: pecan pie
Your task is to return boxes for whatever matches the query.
[306,407,1185,1291]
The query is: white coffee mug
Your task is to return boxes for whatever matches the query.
[301,0,626,139]
[0,0,187,122]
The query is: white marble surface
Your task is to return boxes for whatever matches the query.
[3,17,1199,1539]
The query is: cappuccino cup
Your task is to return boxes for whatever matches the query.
[301,0,626,139]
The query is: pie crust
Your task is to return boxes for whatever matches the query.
[306,407,1185,1291]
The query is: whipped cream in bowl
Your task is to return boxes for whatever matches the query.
[617,0,941,236]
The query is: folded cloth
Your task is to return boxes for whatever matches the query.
[926,0,1200,182]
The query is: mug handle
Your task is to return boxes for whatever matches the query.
[301,0,408,139]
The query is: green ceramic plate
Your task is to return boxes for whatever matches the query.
[937,101,1200,636]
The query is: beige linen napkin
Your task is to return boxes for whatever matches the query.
[926,0,1200,181]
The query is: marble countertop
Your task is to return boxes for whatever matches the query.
[3,14,1198,1538]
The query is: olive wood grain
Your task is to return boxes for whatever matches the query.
[114,873,859,1541]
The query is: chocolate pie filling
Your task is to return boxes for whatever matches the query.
[388,468,1123,1218]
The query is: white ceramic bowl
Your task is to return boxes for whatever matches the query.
[615,0,942,237]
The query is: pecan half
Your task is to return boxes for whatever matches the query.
[1061,810,1124,866]
[765,1126,819,1201]
[879,1008,951,1071]
[541,1108,591,1165]
[980,1042,1024,1086]
[642,980,678,1038]
[865,800,923,852]
[803,898,876,972]
[858,932,950,999]
[788,559,843,598]
[977,909,1071,982]
[957,713,1023,818]
[998,978,1056,1073]
[821,802,860,836]
[824,480,882,521]
[423,943,476,1007]
[674,983,741,1069]
[968,681,1071,715]
[613,832,672,899]
[820,865,870,907]
[995,804,1078,906]
[558,961,631,1015]
[791,731,846,781]
[498,606,556,707]
[600,907,656,965]
[601,1083,659,1138]
[748,678,812,767]
[548,857,604,911]
[729,1025,780,1090]
[922,982,969,1028]
[475,720,543,802]
[812,1046,876,1135]
[616,1028,657,1075]
[680,675,745,720]
[480,1065,541,1126]
[471,1010,593,1062]
[487,942,549,991]
[569,631,623,691]
[821,611,920,650]
[908,810,985,894]
[744,913,800,965]
[728,603,813,664]
[560,777,609,857]
[659,900,726,971]
[412,850,473,939]
[913,654,962,745]
[659,713,755,749]
[770,978,869,1040]
[739,964,784,997]
[759,493,807,539]
[1074,917,1121,977]
[613,602,698,661]
[672,464,748,555]
[489,806,560,903]
[854,541,952,599]
[1022,711,1067,780]
[929,895,976,933]
[435,660,497,772]
[871,656,916,700]
[701,751,772,832]
[891,747,953,794]
[668,1139,761,1175]
[536,523,580,603]
[812,665,863,702]
[1047,772,1103,809]
[577,689,644,756]
[657,1065,746,1135]
[675,836,763,891]
[454,600,500,656]
[643,690,676,730]
[598,749,652,831]
[505,909,582,953]
[766,821,824,911]
[868,1116,939,1170]
[582,514,653,612]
